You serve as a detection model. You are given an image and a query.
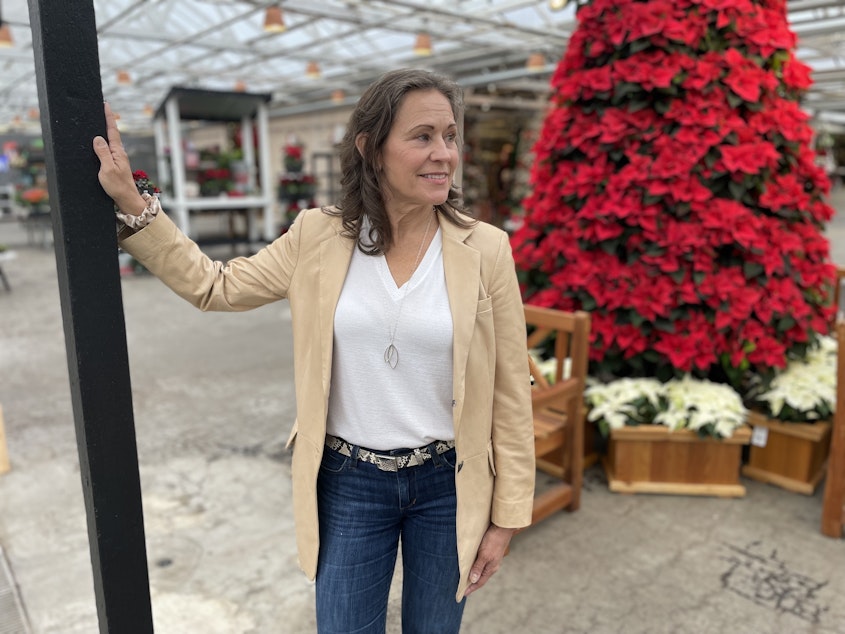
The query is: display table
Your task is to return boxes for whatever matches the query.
[154,87,276,243]
[160,195,269,245]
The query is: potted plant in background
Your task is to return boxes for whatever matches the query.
[197,148,241,197]
[742,335,837,494]
[15,185,51,247]
[585,376,751,496]
[283,144,304,173]
[17,185,49,217]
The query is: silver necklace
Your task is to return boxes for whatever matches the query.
[384,211,434,369]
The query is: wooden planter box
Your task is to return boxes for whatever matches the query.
[603,425,752,497]
[741,411,832,495]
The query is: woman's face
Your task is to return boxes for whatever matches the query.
[378,89,459,215]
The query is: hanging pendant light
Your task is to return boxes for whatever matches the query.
[0,1,12,48]
[548,0,570,10]
[263,6,285,33]
[117,69,132,85]
[526,53,546,72]
[331,89,346,104]
[306,61,321,78]
[413,32,432,56]
[0,23,12,48]
[234,80,247,92]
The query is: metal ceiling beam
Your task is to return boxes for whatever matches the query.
[788,0,845,14]
[373,0,572,42]
[792,18,845,37]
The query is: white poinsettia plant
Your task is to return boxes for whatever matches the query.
[584,375,748,440]
[747,335,836,422]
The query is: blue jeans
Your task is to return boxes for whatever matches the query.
[315,442,466,634]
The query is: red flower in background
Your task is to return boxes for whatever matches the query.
[20,187,48,205]
[718,141,779,174]
[723,49,775,102]
[132,170,160,194]
[782,53,813,91]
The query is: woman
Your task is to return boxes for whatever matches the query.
[94,68,535,634]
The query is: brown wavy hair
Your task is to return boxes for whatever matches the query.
[331,68,475,255]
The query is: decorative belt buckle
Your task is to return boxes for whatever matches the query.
[374,453,399,472]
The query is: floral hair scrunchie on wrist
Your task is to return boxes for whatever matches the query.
[115,169,162,231]
[115,192,161,230]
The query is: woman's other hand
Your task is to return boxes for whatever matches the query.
[92,102,146,215]
[464,523,517,597]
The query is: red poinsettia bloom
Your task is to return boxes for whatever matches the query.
[782,53,813,91]
[722,49,774,102]
[718,141,780,174]
[284,145,303,160]
[664,12,708,48]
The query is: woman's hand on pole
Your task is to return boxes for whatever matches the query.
[92,102,146,216]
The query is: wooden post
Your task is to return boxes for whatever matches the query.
[821,320,845,538]
[28,1,154,631]
[0,404,10,475]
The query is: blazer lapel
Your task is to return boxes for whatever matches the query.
[319,228,354,396]
[440,216,479,430]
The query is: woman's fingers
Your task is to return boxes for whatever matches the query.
[93,103,145,212]
[92,135,111,165]
[93,103,125,170]
[104,102,124,152]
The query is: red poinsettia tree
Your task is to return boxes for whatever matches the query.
[512,0,836,385]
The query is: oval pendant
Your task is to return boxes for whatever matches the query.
[384,343,399,369]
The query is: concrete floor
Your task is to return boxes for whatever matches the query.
[1,191,845,634]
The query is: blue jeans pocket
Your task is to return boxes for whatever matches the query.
[319,447,349,474]
[439,447,458,469]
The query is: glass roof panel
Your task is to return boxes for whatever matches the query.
[0,0,844,132]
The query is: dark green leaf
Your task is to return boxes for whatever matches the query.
[742,261,765,280]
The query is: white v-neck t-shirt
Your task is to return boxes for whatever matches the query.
[326,226,454,451]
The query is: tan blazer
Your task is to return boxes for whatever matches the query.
[120,207,535,600]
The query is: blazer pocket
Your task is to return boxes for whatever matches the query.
[477,296,492,314]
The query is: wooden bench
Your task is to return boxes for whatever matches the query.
[525,305,591,524]
[821,319,845,538]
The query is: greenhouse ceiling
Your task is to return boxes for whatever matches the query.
[1,0,845,133]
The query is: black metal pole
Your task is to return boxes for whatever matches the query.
[28,1,154,632]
